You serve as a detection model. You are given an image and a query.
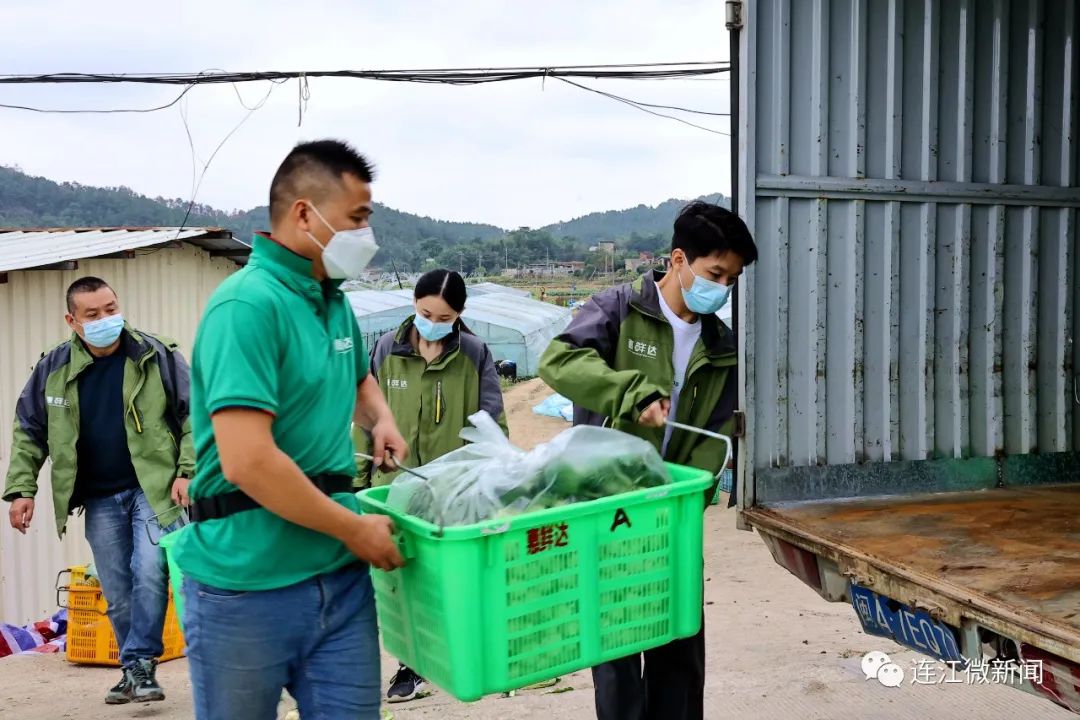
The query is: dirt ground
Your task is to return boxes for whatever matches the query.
[1,380,1072,719]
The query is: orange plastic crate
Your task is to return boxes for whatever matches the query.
[64,584,185,666]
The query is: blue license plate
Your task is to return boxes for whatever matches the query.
[849,584,963,663]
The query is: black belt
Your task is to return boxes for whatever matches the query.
[189,474,354,522]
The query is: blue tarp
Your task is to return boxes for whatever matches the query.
[532,393,573,422]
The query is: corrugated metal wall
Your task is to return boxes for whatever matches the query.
[739,0,1079,491]
[0,246,236,625]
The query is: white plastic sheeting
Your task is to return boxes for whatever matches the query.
[347,290,570,376]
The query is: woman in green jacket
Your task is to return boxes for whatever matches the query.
[354,268,508,702]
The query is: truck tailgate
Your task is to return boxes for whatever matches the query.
[744,485,1080,664]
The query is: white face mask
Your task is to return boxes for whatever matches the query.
[305,203,379,279]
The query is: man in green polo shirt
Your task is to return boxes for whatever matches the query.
[172,139,408,720]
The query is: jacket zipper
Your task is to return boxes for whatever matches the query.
[435,380,444,424]
[127,349,152,434]
[686,384,699,419]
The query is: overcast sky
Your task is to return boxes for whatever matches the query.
[0,0,731,228]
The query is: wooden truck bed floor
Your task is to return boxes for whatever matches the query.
[745,484,1080,653]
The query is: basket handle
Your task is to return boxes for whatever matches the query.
[144,505,187,546]
[56,585,69,611]
[55,585,107,615]
[356,452,446,537]
[393,530,416,561]
[663,420,733,506]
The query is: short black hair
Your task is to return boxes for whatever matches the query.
[414,269,467,313]
[269,139,376,223]
[66,276,114,313]
[672,201,758,265]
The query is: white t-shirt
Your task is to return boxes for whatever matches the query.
[656,282,701,454]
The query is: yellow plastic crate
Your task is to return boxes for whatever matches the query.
[62,583,185,666]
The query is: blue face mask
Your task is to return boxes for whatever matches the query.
[81,314,125,348]
[414,314,455,342]
[679,265,731,315]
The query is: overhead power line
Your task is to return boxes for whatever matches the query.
[0,60,732,207]
[554,77,730,136]
[0,61,728,88]
[0,62,731,134]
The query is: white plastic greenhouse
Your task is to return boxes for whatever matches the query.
[347,288,571,376]
[466,282,530,298]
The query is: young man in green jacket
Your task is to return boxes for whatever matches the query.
[540,201,758,720]
[4,277,193,704]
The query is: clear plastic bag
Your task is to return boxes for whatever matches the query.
[386,411,671,527]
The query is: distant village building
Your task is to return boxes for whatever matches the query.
[625,251,656,272]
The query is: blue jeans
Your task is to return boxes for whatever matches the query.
[182,563,381,720]
[83,487,180,668]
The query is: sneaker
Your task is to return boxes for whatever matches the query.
[387,665,429,703]
[128,659,166,702]
[105,672,133,704]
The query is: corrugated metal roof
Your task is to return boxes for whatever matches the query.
[0,227,251,273]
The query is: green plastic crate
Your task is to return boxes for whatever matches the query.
[356,462,712,702]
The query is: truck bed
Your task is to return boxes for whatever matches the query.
[745,485,1080,662]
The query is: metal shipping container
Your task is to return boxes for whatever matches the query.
[734,0,1079,713]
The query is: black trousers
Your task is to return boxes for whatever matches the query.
[592,613,706,720]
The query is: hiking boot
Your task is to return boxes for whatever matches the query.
[128,659,166,702]
[387,664,429,703]
[105,672,133,704]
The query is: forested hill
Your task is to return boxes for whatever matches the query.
[1,166,726,272]
[0,166,504,263]
[541,193,729,245]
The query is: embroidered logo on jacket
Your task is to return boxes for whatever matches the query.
[626,338,658,359]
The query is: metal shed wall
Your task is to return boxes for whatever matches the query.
[738,0,1079,498]
[0,246,236,625]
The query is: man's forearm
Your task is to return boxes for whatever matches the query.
[354,373,393,431]
[230,448,358,541]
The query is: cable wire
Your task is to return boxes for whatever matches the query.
[0,83,197,113]
[554,76,730,136]
[174,80,277,237]
[0,62,729,89]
